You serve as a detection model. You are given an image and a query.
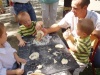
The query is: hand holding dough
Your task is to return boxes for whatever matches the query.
[36,30,44,41]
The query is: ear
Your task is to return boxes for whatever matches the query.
[83,32,87,36]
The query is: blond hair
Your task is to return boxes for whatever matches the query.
[0,22,4,37]
[78,18,94,35]
[17,11,29,22]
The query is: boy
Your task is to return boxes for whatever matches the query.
[16,11,43,47]
[0,22,26,75]
[63,18,94,75]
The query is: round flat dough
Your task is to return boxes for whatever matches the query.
[55,44,64,49]
[54,59,57,63]
[27,71,33,75]
[37,65,43,69]
[34,69,42,73]
[61,58,68,64]
[29,52,39,60]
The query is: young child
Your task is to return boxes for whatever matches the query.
[63,18,94,75]
[16,11,43,47]
[0,22,26,75]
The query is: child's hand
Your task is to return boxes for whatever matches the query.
[35,21,43,30]
[15,68,24,75]
[18,39,26,47]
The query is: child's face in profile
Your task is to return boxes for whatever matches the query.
[21,14,32,28]
[0,27,7,44]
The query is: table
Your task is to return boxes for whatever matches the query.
[18,33,79,75]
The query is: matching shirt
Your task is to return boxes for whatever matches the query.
[71,36,91,64]
[18,21,36,37]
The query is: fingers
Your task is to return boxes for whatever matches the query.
[18,40,26,47]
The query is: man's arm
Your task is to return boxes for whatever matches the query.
[46,24,61,34]
[92,30,100,39]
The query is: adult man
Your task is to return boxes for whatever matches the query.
[43,0,100,39]
[10,0,37,21]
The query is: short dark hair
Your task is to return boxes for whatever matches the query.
[0,22,4,37]
[72,0,90,8]
[80,0,90,8]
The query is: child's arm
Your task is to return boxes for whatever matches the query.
[16,33,26,47]
[66,38,77,52]
[14,52,26,64]
[35,21,43,30]
[0,62,24,75]
[7,68,24,75]
[63,31,77,52]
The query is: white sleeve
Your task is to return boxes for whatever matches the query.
[58,12,73,29]
[12,48,17,53]
[0,62,7,75]
[95,13,100,31]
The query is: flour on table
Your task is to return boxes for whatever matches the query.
[53,51,59,56]
[55,44,64,49]
[33,34,52,46]
[29,52,39,60]
[61,58,68,64]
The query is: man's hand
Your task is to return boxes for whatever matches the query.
[41,28,48,36]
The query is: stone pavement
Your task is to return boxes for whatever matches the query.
[0,0,100,36]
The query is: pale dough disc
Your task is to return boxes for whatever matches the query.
[27,71,33,75]
[37,65,43,69]
[53,51,59,56]
[29,52,39,60]
[34,69,42,73]
[33,69,45,75]
[55,44,64,49]
[61,58,68,64]
[54,59,57,63]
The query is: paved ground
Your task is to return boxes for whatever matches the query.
[0,0,100,49]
